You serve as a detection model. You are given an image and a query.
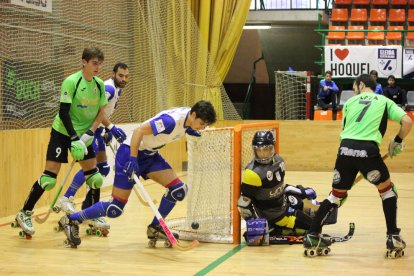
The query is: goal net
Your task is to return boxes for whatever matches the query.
[0,0,240,130]
[167,122,280,244]
[275,71,311,120]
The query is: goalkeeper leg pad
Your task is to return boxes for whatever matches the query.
[38,170,57,191]
[85,168,104,189]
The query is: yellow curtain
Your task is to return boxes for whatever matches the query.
[188,0,250,119]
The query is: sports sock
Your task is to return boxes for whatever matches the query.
[23,181,46,211]
[64,170,85,198]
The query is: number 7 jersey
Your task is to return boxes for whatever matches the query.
[340,92,406,145]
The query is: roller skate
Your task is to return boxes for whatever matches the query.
[147,224,179,248]
[11,210,35,239]
[86,217,110,237]
[54,196,77,214]
[58,216,81,248]
[385,230,406,258]
[303,232,332,257]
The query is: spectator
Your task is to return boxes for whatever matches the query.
[317,71,339,111]
[383,75,407,109]
[370,70,383,95]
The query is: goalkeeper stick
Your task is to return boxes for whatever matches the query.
[354,153,389,184]
[35,160,76,224]
[133,174,199,251]
[108,142,157,206]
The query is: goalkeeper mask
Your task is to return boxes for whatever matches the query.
[252,131,275,164]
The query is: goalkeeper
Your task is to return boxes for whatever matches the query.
[14,47,108,237]
[56,63,129,231]
[238,131,337,240]
[304,74,412,256]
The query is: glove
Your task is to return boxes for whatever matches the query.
[108,124,127,143]
[185,128,201,137]
[123,156,139,179]
[70,137,88,161]
[303,188,317,200]
[388,135,404,158]
[103,128,113,145]
[80,129,94,146]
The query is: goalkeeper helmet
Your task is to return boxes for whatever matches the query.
[252,131,275,164]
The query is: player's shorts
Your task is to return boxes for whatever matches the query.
[92,127,106,153]
[332,139,390,190]
[114,144,172,190]
[46,128,96,163]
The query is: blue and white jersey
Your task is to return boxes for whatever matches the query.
[124,107,191,154]
[103,78,122,119]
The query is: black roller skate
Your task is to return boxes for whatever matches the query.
[147,224,179,248]
[303,232,332,257]
[386,230,406,259]
[58,216,81,248]
[11,210,35,239]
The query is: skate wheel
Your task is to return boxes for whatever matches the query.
[86,228,92,235]
[95,229,102,237]
[101,229,109,237]
[18,231,25,238]
[322,248,330,256]
[11,221,18,228]
[148,239,156,248]
[164,240,172,248]
[400,250,404,257]
[25,234,32,240]
[52,206,61,213]
[54,226,61,233]
[64,239,70,246]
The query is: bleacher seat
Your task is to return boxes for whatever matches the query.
[347,25,365,44]
[334,0,352,5]
[339,90,354,108]
[369,9,387,24]
[389,9,406,24]
[372,0,390,5]
[407,91,414,109]
[353,0,371,5]
[387,26,404,43]
[407,26,414,45]
[331,8,349,23]
[390,0,408,5]
[350,9,368,23]
[367,26,385,44]
[409,0,414,5]
[408,9,414,23]
[327,26,346,42]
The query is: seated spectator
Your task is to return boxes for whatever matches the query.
[383,75,407,108]
[317,71,339,111]
[370,70,383,95]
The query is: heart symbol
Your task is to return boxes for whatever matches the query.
[335,48,349,61]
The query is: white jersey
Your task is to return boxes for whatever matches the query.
[124,107,191,154]
[103,78,122,119]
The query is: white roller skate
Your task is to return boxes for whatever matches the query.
[58,216,81,248]
[386,230,406,258]
[86,217,110,237]
[147,224,179,248]
[303,232,332,257]
[55,196,77,214]
[11,210,35,239]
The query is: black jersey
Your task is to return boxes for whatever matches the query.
[241,154,287,222]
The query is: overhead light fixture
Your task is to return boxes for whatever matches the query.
[243,25,271,30]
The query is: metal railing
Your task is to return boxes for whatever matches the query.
[250,0,332,10]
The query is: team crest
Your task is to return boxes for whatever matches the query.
[266,171,273,181]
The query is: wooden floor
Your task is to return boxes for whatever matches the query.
[1,171,414,275]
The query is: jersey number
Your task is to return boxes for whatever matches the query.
[356,100,371,122]
[56,147,62,158]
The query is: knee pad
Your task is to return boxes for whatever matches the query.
[85,168,104,189]
[97,161,110,177]
[380,182,398,200]
[106,197,126,218]
[165,182,188,202]
[327,190,348,207]
[38,171,57,191]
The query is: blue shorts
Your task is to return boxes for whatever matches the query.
[114,144,172,190]
[92,127,106,154]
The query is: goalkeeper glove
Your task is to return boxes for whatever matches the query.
[123,156,139,179]
[108,124,127,143]
[388,135,404,159]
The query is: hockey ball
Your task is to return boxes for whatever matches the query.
[191,222,199,230]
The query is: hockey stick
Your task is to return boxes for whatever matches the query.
[108,142,157,207]
[133,174,199,251]
[35,160,76,224]
[323,222,355,243]
[354,153,389,184]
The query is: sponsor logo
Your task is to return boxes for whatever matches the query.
[267,171,273,181]
[154,119,165,133]
[339,147,368,157]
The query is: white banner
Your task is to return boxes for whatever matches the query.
[325,46,402,78]
[11,0,52,13]
[403,48,414,79]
